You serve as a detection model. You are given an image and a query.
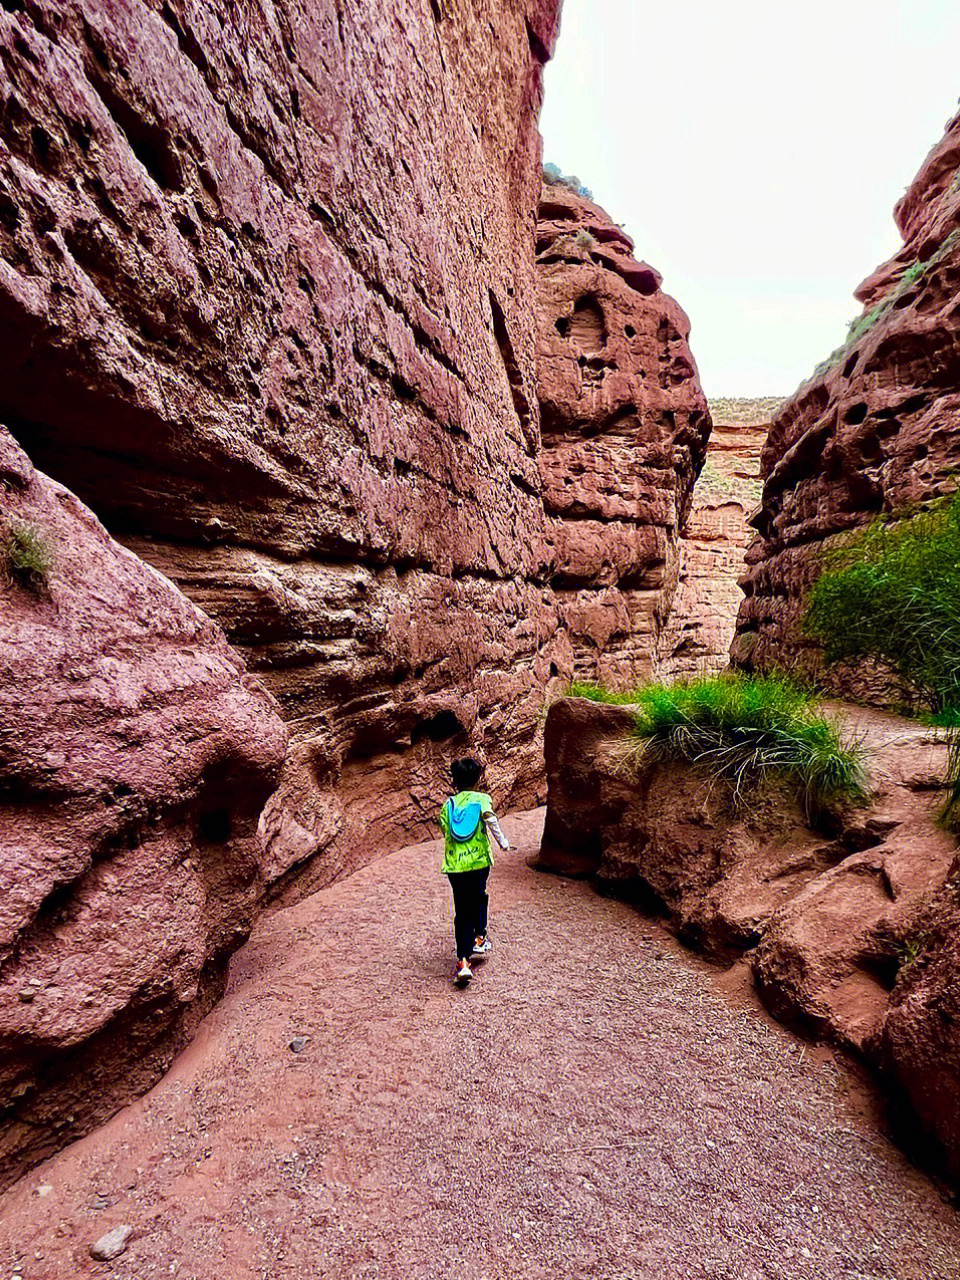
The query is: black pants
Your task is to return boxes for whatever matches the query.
[447,868,489,961]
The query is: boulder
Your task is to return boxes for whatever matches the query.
[535,697,831,960]
[537,696,957,1070]
[0,425,287,1188]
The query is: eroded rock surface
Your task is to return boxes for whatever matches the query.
[535,182,711,686]
[0,426,287,1189]
[883,863,960,1176]
[658,402,769,677]
[536,695,960,1164]
[0,0,563,894]
[734,110,960,699]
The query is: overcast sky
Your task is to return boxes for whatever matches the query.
[539,0,960,397]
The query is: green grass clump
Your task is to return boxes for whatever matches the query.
[2,520,53,591]
[803,493,960,714]
[567,673,868,819]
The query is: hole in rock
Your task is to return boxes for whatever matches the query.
[549,662,559,677]
[539,201,578,221]
[624,324,636,338]
[555,316,569,338]
[842,352,859,379]
[30,125,55,166]
[197,808,232,844]
[844,403,868,425]
[410,710,466,746]
[567,295,607,357]
[858,952,900,992]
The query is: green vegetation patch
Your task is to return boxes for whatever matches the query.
[542,162,593,200]
[812,229,960,379]
[708,396,784,425]
[2,519,53,591]
[568,673,868,820]
[803,493,960,714]
[693,458,763,505]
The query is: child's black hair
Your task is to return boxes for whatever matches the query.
[450,757,483,790]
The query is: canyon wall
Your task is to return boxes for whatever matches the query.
[657,400,770,677]
[0,0,564,897]
[733,110,960,696]
[0,425,287,1187]
[535,181,711,687]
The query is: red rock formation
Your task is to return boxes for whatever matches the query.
[0,425,287,1189]
[535,181,711,687]
[658,404,769,677]
[536,696,959,1162]
[0,0,563,892]
[734,110,960,696]
[883,865,960,1175]
[534,698,831,959]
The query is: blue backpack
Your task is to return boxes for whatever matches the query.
[444,796,483,842]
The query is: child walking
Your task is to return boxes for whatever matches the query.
[439,757,510,985]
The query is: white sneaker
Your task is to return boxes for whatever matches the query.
[454,961,473,985]
[471,937,492,959]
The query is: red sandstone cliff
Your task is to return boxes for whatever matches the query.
[658,401,770,677]
[0,0,563,897]
[535,181,711,686]
[734,110,960,695]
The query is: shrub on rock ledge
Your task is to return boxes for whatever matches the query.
[803,493,960,715]
[1,519,53,591]
[568,672,868,822]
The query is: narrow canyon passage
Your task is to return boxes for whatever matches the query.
[3,814,958,1279]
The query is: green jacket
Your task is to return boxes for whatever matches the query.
[439,790,494,875]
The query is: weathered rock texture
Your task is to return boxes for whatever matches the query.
[536,695,960,1164]
[882,862,960,1176]
[657,401,769,677]
[0,425,287,1189]
[535,181,711,687]
[0,0,564,897]
[734,110,960,698]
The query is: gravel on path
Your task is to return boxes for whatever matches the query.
[1,809,958,1279]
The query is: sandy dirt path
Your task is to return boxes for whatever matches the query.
[1,809,958,1279]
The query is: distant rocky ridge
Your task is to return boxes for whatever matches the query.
[657,400,772,676]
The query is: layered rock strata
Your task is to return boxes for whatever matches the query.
[536,695,960,1166]
[734,109,960,697]
[0,425,287,1189]
[657,403,769,677]
[0,0,564,896]
[535,182,711,687]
